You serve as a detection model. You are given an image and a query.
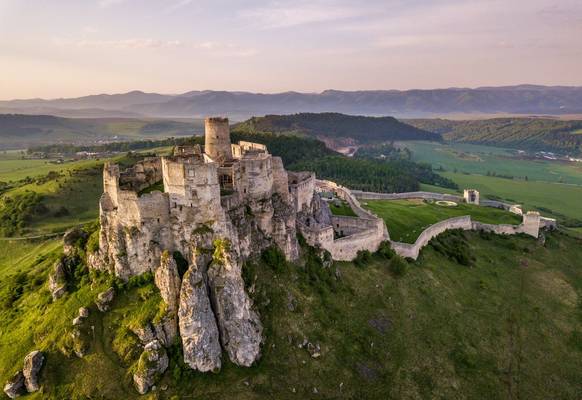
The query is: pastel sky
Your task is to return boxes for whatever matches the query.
[1,0,581,99]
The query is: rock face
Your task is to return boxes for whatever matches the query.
[63,227,88,256]
[133,340,169,394]
[207,242,263,367]
[22,350,44,393]
[48,259,67,300]
[95,287,115,312]
[178,266,222,372]
[154,252,181,313]
[3,371,25,399]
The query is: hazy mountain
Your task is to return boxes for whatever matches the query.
[2,85,582,119]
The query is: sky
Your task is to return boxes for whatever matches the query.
[0,0,581,99]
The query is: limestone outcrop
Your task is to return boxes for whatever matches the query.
[3,371,25,399]
[178,266,222,372]
[48,259,67,300]
[133,340,168,394]
[95,287,115,312]
[207,241,262,367]
[23,350,44,393]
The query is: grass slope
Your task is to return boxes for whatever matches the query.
[1,231,581,399]
[364,199,522,243]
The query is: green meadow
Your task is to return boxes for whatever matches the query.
[441,172,582,222]
[398,141,582,185]
[364,199,521,243]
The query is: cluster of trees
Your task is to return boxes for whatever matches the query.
[235,113,441,143]
[407,118,582,155]
[0,191,47,236]
[353,143,412,161]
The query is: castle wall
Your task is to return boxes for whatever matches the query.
[271,157,291,202]
[352,190,462,203]
[331,215,377,237]
[289,172,315,213]
[239,155,273,200]
[391,216,473,260]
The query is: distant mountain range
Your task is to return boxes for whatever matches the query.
[2,85,582,119]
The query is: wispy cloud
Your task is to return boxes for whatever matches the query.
[50,37,258,56]
[239,1,367,29]
[53,37,183,49]
[98,0,125,8]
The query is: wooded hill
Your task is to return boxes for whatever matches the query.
[406,118,582,155]
[235,113,441,144]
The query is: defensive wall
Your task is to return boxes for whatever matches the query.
[303,180,388,261]
[316,184,555,261]
[391,212,544,260]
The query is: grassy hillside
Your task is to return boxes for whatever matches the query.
[406,118,582,155]
[0,229,581,399]
[235,113,441,144]
[0,114,203,149]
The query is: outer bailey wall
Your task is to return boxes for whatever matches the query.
[391,216,473,259]
[352,190,462,202]
[331,215,378,236]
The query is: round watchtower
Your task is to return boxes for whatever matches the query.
[205,117,232,162]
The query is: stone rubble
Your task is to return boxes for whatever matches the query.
[95,287,115,312]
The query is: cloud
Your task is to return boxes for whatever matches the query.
[53,37,183,49]
[239,1,367,29]
[50,37,258,57]
[98,0,125,8]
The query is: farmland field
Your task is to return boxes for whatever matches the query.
[363,199,521,243]
[397,141,582,185]
[440,172,582,222]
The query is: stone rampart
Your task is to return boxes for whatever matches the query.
[289,172,315,213]
[391,216,473,260]
[352,190,462,202]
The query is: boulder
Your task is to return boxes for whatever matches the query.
[178,266,222,372]
[70,327,90,358]
[48,260,67,300]
[95,287,115,312]
[72,316,84,326]
[130,324,156,344]
[132,340,168,394]
[207,241,263,367]
[79,307,90,318]
[22,350,44,392]
[3,371,25,399]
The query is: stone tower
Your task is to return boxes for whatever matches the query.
[205,117,232,162]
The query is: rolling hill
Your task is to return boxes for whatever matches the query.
[0,114,203,149]
[234,113,440,144]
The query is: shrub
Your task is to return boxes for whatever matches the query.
[389,256,407,277]
[376,241,395,260]
[86,231,100,253]
[354,249,372,268]
[261,246,287,272]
